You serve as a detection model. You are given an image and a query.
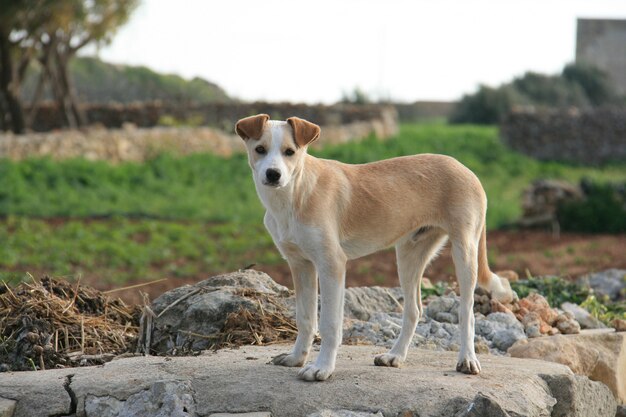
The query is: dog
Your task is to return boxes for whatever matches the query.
[235,114,515,381]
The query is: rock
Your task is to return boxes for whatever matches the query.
[344,287,403,321]
[425,295,460,323]
[0,371,71,416]
[84,381,195,417]
[151,270,293,353]
[475,313,526,352]
[0,345,616,417]
[540,373,617,417]
[561,302,607,329]
[578,269,626,301]
[508,329,626,403]
[616,405,626,417]
[0,398,16,417]
[210,414,272,417]
[307,411,384,417]
[516,293,580,336]
[518,179,584,227]
[614,319,626,332]
[554,311,581,335]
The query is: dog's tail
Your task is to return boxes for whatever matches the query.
[477,224,515,303]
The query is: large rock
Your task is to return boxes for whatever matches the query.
[561,302,607,329]
[578,269,626,302]
[151,270,292,353]
[509,329,626,404]
[0,345,616,417]
[343,287,403,321]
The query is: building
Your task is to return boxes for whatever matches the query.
[576,18,626,95]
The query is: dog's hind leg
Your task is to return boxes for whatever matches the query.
[272,257,317,367]
[375,228,447,367]
[451,232,481,375]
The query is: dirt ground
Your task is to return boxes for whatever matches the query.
[106,230,626,304]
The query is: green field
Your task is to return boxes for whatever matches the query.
[2,123,625,284]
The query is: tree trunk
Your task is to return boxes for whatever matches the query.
[54,49,86,128]
[0,30,25,134]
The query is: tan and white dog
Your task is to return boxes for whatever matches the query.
[235,114,514,381]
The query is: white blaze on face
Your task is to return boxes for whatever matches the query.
[254,121,292,188]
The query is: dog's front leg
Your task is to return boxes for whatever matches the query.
[298,256,346,381]
[272,257,317,367]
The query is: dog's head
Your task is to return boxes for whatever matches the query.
[235,114,320,188]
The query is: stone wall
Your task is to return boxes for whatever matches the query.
[0,113,397,162]
[394,100,456,122]
[25,101,397,133]
[500,107,626,165]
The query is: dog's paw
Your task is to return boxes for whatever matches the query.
[456,353,481,375]
[373,352,402,367]
[297,363,334,381]
[271,352,306,367]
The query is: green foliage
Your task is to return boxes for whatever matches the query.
[2,123,626,283]
[0,217,276,284]
[580,295,626,324]
[421,281,448,298]
[21,56,229,104]
[340,86,371,104]
[511,275,591,307]
[450,64,619,124]
[558,181,626,233]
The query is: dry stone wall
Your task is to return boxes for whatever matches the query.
[500,107,626,165]
[0,106,397,162]
[25,101,397,132]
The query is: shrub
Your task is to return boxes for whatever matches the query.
[557,180,626,233]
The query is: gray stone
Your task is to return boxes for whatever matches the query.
[539,373,617,417]
[84,381,195,417]
[209,413,272,417]
[0,371,71,417]
[578,269,626,301]
[475,313,526,352]
[560,302,607,329]
[151,270,292,352]
[0,398,16,417]
[344,287,403,321]
[307,411,384,417]
[425,295,460,323]
[0,345,616,417]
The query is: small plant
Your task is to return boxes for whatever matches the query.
[510,275,590,307]
[580,295,626,325]
[421,281,448,298]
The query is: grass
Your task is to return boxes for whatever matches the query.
[1,122,625,284]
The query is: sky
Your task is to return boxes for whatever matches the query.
[88,0,626,104]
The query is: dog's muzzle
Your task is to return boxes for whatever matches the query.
[265,168,282,186]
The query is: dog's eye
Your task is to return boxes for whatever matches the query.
[284,149,295,156]
[255,146,266,154]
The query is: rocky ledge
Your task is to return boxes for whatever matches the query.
[0,345,617,417]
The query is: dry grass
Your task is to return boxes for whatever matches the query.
[0,276,140,371]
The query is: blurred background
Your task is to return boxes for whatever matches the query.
[1,0,625,303]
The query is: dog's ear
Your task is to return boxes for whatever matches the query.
[235,114,270,140]
[287,116,321,147]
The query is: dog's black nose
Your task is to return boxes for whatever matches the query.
[266,168,281,183]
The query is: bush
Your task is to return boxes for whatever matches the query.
[557,180,626,233]
[450,63,619,125]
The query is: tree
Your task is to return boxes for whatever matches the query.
[0,0,139,132]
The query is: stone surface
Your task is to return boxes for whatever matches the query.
[508,329,626,404]
[0,398,16,417]
[516,293,580,337]
[0,345,616,417]
[475,312,526,352]
[209,413,271,417]
[561,302,607,329]
[151,270,293,352]
[578,269,626,302]
[308,411,384,417]
[344,287,403,321]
